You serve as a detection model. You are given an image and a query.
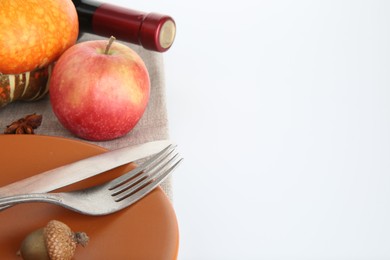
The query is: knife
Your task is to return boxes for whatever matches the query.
[0,140,171,197]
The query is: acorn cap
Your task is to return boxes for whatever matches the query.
[43,220,89,260]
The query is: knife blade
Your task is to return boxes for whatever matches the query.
[0,140,171,197]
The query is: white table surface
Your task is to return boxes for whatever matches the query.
[113,1,390,259]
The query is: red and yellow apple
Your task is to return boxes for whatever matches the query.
[0,0,78,75]
[49,37,150,141]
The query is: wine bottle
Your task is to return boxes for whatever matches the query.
[72,0,176,52]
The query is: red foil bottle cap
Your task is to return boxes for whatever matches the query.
[139,13,176,52]
[92,4,176,52]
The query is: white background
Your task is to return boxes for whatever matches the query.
[112,1,390,259]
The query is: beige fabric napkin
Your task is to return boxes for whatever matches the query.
[0,34,172,199]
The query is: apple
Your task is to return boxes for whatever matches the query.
[49,37,150,141]
[0,0,78,75]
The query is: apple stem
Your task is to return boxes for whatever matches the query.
[105,36,116,54]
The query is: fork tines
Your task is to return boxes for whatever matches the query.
[109,144,182,202]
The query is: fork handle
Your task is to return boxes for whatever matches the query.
[0,193,62,210]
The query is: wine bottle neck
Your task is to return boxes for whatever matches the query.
[72,0,101,32]
[72,0,176,52]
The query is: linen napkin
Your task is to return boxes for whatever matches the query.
[0,34,172,199]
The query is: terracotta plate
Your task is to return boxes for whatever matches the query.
[0,135,179,259]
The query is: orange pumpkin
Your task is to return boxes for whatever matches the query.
[0,0,78,75]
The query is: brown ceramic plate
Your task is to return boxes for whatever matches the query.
[0,135,179,259]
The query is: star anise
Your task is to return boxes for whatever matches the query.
[4,113,43,134]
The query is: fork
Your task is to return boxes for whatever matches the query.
[0,145,182,216]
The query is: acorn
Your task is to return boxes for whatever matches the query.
[18,220,89,260]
